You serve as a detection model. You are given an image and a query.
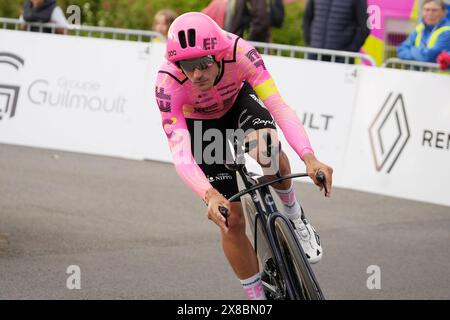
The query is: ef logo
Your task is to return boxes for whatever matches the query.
[366,265,381,290]
[203,37,218,50]
[66,265,81,290]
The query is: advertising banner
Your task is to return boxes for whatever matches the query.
[0,30,158,160]
[342,67,450,206]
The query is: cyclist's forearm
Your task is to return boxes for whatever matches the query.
[204,187,221,204]
[302,152,318,166]
[161,114,212,199]
[250,73,314,160]
[167,133,212,199]
[173,159,212,199]
[261,93,315,160]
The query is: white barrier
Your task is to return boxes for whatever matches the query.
[0,30,165,160]
[342,67,450,207]
[1,30,449,206]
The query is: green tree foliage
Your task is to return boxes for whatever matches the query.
[56,0,211,29]
[1,0,304,46]
[0,1,21,18]
[272,2,305,46]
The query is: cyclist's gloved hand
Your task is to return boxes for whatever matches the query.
[204,188,231,231]
[302,153,333,197]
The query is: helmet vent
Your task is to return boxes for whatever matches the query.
[187,29,196,47]
[178,30,187,49]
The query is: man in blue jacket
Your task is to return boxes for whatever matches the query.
[397,0,450,63]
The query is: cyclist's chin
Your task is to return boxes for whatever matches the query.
[193,80,214,91]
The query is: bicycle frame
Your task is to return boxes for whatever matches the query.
[229,164,325,300]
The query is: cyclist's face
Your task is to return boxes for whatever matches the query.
[422,2,445,25]
[181,60,219,92]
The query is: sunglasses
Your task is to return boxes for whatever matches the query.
[179,55,215,72]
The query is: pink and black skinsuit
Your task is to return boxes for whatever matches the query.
[155,34,314,200]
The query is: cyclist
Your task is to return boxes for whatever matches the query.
[154,12,333,300]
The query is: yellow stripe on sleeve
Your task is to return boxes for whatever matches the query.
[254,78,279,100]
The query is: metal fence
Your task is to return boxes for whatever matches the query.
[6,17,449,71]
[249,40,376,66]
[0,18,164,42]
[1,17,376,66]
[383,58,445,73]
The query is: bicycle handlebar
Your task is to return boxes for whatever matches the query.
[228,172,309,202]
[219,171,327,223]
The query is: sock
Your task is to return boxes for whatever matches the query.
[273,184,301,221]
[240,273,267,300]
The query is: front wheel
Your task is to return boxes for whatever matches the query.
[273,216,323,300]
[241,196,285,299]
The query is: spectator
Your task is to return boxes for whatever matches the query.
[397,0,450,63]
[224,0,272,42]
[202,0,229,28]
[302,0,370,63]
[20,0,68,34]
[152,9,178,40]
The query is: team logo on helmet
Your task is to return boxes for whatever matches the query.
[203,37,218,50]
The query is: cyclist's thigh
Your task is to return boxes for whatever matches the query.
[186,118,240,201]
[229,82,280,158]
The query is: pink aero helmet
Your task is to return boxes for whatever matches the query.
[165,12,234,63]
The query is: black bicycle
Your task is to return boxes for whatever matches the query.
[220,138,326,300]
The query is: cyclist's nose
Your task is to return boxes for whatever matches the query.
[193,68,204,79]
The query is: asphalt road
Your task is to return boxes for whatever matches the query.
[0,143,449,300]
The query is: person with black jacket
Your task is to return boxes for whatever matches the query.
[302,0,370,63]
[225,0,272,42]
[19,0,68,34]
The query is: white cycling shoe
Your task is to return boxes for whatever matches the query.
[291,217,322,264]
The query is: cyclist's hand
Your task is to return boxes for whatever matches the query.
[204,188,231,231]
[303,153,333,197]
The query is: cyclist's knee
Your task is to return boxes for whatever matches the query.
[246,128,281,174]
[223,203,246,235]
[246,128,276,154]
[278,150,291,174]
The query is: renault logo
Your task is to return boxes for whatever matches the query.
[369,93,411,173]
